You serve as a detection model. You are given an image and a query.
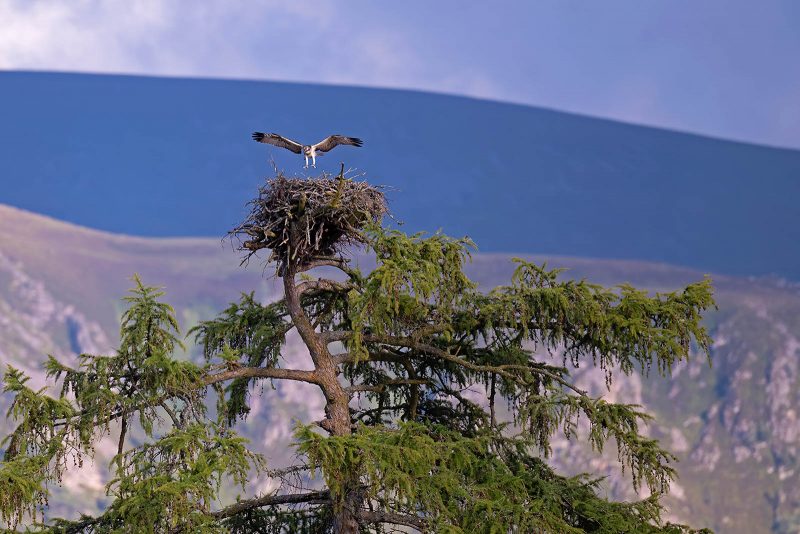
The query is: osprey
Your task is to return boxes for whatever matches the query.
[252,132,363,168]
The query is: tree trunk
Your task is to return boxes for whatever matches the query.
[332,488,361,534]
[328,389,360,534]
[282,266,361,534]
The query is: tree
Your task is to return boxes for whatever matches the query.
[0,175,715,533]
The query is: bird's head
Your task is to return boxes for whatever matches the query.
[302,145,312,155]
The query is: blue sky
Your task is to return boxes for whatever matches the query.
[2,0,798,148]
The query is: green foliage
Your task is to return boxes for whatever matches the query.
[341,231,714,495]
[0,277,212,530]
[191,293,287,369]
[221,507,331,534]
[189,293,289,424]
[37,424,265,534]
[44,276,202,439]
[345,226,475,361]
[296,422,709,534]
[99,423,264,533]
[0,368,83,527]
[0,211,716,532]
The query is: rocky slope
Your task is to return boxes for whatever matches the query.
[1,204,798,532]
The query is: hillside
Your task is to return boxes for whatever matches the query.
[1,204,799,532]
[1,71,800,280]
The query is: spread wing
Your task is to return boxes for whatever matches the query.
[312,135,363,153]
[252,132,303,154]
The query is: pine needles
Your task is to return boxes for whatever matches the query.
[231,173,387,270]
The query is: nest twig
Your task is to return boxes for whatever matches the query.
[231,171,387,271]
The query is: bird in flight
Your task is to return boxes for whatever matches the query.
[252,132,363,168]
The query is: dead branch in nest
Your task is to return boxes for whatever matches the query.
[231,171,387,271]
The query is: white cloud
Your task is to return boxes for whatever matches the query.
[1,1,165,71]
[0,1,388,80]
[0,1,497,99]
[0,2,299,75]
[0,1,796,147]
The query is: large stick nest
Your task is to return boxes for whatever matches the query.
[232,173,387,269]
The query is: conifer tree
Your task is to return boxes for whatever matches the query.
[0,174,715,533]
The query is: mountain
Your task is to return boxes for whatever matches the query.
[1,203,799,532]
[1,71,800,280]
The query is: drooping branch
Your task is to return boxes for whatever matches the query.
[38,364,319,433]
[324,331,588,397]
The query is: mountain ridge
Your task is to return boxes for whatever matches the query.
[13,68,800,151]
[2,71,799,280]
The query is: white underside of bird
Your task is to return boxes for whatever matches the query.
[303,147,320,169]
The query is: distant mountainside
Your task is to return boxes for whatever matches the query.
[1,71,799,280]
[1,203,800,532]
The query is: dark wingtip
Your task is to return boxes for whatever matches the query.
[352,137,364,147]
[252,132,265,142]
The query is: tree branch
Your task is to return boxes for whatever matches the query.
[400,359,420,420]
[116,415,127,470]
[353,403,409,424]
[159,401,183,429]
[211,490,331,520]
[296,257,350,274]
[50,366,319,431]
[204,366,320,387]
[264,464,311,480]
[378,334,588,396]
[326,331,588,397]
[296,278,353,297]
[345,378,430,394]
[332,350,408,366]
[358,509,427,530]
[409,323,451,340]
